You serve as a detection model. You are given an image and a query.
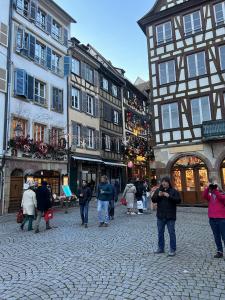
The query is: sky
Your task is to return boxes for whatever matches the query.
[55,0,155,83]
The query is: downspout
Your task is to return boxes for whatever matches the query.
[1,0,13,215]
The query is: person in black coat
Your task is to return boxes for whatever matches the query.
[77,180,92,228]
[135,178,144,214]
[34,181,52,233]
[152,176,181,256]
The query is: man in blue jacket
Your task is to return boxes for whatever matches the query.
[97,175,113,227]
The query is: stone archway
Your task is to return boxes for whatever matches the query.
[8,169,24,213]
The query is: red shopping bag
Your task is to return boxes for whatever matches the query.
[44,209,53,222]
[120,198,127,206]
[16,209,24,223]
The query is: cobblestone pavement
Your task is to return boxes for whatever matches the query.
[0,202,225,300]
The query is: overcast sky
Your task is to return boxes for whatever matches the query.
[55,0,155,83]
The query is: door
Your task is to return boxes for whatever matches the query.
[9,176,24,212]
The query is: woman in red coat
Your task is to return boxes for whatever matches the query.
[203,183,225,258]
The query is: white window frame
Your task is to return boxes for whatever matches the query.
[103,78,109,91]
[156,21,172,45]
[183,10,202,35]
[87,128,94,149]
[113,110,119,125]
[51,127,62,146]
[17,0,29,17]
[105,135,111,151]
[35,41,46,66]
[34,79,46,105]
[219,45,225,70]
[161,103,179,130]
[52,19,61,40]
[191,96,211,125]
[87,95,94,115]
[85,65,93,83]
[214,2,225,25]
[52,52,61,75]
[71,58,80,76]
[33,123,46,142]
[112,84,118,97]
[187,51,206,78]
[159,60,176,85]
[36,8,46,30]
[71,87,80,110]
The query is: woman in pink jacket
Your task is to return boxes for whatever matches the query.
[203,183,225,258]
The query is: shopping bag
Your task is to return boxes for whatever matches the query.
[16,209,24,223]
[44,209,53,222]
[120,198,127,206]
[137,200,143,210]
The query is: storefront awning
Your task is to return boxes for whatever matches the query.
[72,156,103,163]
[103,161,126,167]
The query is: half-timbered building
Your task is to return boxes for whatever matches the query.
[139,0,225,205]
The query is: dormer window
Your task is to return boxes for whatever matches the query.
[156,21,172,45]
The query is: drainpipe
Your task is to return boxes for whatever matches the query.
[1,0,13,215]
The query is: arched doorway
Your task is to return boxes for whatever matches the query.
[221,159,225,191]
[171,156,208,206]
[9,169,24,213]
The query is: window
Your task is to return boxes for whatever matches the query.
[105,135,111,151]
[16,0,30,17]
[112,84,118,97]
[87,95,94,115]
[191,96,211,125]
[156,21,172,45]
[71,58,80,75]
[161,103,179,130]
[103,78,108,91]
[52,52,61,75]
[52,19,61,40]
[113,111,119,125]
[159,60,176,84]
[219,45,225,70]
[36,9,46,30]
[87,128,94,149]
[35,41,46,66]
[71,87,80,110]
[51,128,62,146]
[34,79,46,105]
[85,65,93,83]
[187,52,206,78]
[52,87,63,113]
[12,118,27,138]
[214,2,225,25]
[72,123,81,146]
[184,11,202,35]
[34,123,46,142]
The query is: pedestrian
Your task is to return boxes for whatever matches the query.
[152,176,181,256]
[77,180,92,228]
[20,182,37,231]
[122,179,137,215]
[142,180,149,212]
[135,178,144,214]
[203,182,225,258]
[108,182,115,220]
[97,175,113,227]
[150,179,159,211]
[34,181,52,233]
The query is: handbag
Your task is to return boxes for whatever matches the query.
[44,209,53,222]
[120,197,127,206]
[16,209,24,223]
[137,200,143,210]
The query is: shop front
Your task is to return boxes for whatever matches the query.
[171,155,209,206]
[101,161,126,192]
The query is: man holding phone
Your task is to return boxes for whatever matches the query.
[152,176,181,256]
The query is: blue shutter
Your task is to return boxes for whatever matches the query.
[58,89,63,112]
[64,56,71,76]
[82,91,87,112]
[14,69,27,97]
[81,62,86,79]
[63,28,68,47]
[28,34,35,60]
[46,15,52,35]
[27,75,34,100]
[46,47,52,69]
[94,70,99,87]
[94,97,99,118]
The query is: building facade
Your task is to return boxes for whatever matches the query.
[3,0,75,212]
[139,0,225,205]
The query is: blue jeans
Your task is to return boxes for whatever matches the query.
[209,218,225,253]
[157,218,176,252]
[142,195,148,210]
[97,200,109,224]
[80,201,89,224]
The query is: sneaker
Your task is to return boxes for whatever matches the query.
[127,212,131,215]
[46,226,52,230]
[214,252,223,258]
[104,223,109,227]
[99,222,104,227]
[130,212,136,215]
[84,224,88,228]
[138,212,143,215]
[34,229,39,234]
[154,249,165,254]
[168,251,176,257]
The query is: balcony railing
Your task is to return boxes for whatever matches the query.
[202,120,225,141]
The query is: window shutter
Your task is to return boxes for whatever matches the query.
[28,34,35,60]
[27,75,34,100]
[111,108,114,123]
[82,126,88,146]
[107,104,112,122]
[102,133,106,150]
[63,27,68,47]
[94,97,99,118]
[58,89,63,112]
[0,68,7,93]
[16,27,24,51]
[94,70,99,87]
[0,22,8,47]
[95,130,99,149]
[46,15,52,35]
[81,61,86,79]
[111,138,115,152]
[14,69,27,97]
[103,102,108,121]
[30,1,37,21]
[72,122,77,145]
[100,74,103,89]
[117,87,121,100]
[64,56,71,76]
[82,91,87,112]
[46,47,52,69]
[119,112,123,126]
[108,81,112,95]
